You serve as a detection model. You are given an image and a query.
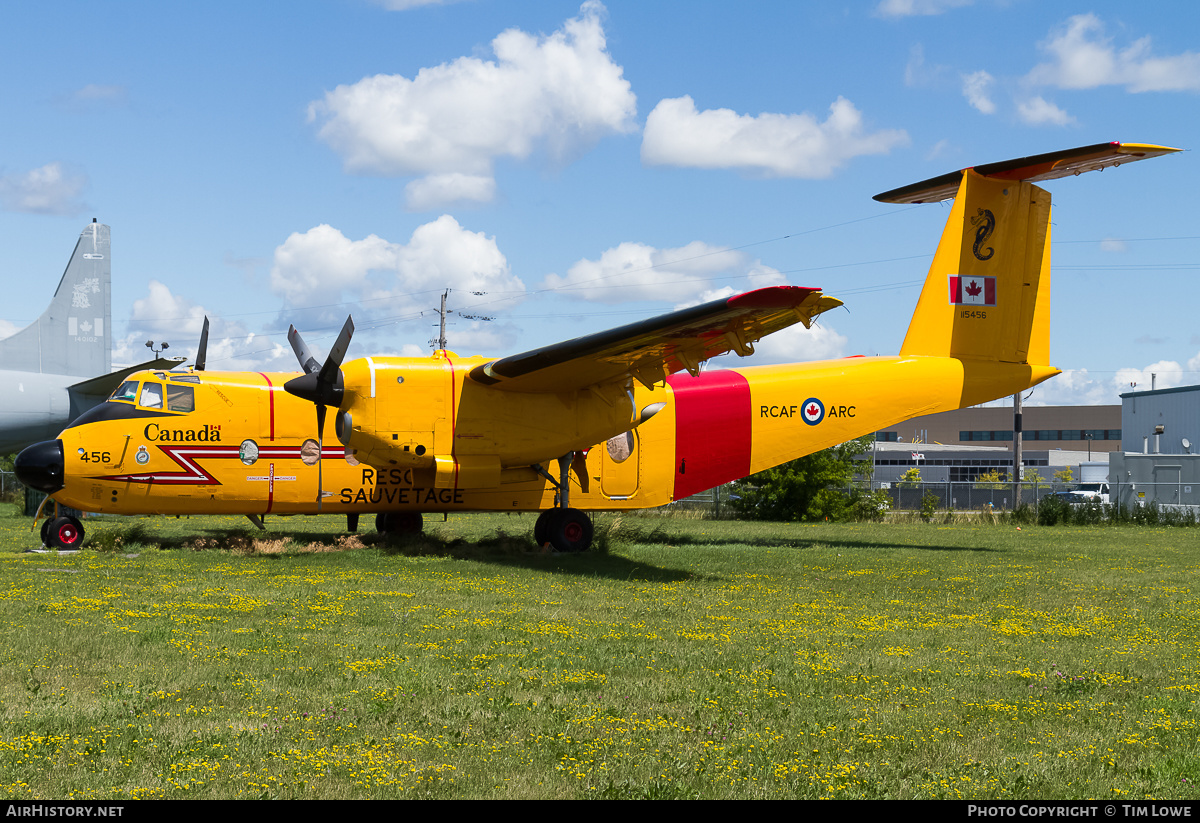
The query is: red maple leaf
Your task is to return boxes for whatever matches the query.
[965,279,982,297]
[807,404,819,417]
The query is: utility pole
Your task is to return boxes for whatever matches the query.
[429,288,495,351]
[1013,391,1023,508]
[436,289,448,351]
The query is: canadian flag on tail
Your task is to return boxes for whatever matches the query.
[948,275,996,306]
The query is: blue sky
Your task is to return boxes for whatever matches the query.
[1,0,1196,405]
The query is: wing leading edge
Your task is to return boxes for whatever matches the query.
[467,286,842,393]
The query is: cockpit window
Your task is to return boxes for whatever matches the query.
[139,382,164,409]
[166,384,195,412]
[112,380,139,402]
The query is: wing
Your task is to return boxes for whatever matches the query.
[467,285,843,393]
[874,141,1181,204]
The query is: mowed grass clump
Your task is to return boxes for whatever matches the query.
[0,506,1197,798]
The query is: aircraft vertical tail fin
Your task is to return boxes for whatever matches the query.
[878,142,1179,366]
[0,220,111,376]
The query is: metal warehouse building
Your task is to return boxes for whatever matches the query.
[1120,384,1200,455]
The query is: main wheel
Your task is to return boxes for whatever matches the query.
[48,516,84,550]
[40,517,53,546]
[545,508,593,553]
[375,511,423,535]
[534,509,555,547]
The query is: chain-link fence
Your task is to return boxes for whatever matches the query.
[866,481,1072,512]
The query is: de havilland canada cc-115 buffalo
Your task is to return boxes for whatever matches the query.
[16,141,1180,551]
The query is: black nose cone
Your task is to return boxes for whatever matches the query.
[15,439,64,494]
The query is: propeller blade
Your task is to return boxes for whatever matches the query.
[287,325,322,375]
[284,316,354,408]
[195,316,210,371]
[282,317,355,512]
[316,404,327,510]
[319,316,355,384]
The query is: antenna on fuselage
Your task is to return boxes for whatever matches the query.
[195,316,210,371]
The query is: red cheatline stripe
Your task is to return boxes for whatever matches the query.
[667,370,752,500]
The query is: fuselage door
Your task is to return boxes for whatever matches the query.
[601,429,640,498]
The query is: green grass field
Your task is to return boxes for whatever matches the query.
[0,505,1198,799]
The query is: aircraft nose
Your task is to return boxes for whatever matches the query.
[15,439,64,494]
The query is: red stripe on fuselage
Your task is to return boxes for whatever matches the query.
[667,370,752,499]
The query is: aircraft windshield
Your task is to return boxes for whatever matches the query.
[112,380,139,402]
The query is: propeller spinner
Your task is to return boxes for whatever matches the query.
[284,316,355,508]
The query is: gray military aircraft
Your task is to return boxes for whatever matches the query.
[0,220,181,454]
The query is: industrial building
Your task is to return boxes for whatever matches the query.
[859,385,1200,511]
[865,442,1089,486]
[1120,384,1200,455]
[875,404,1120,454]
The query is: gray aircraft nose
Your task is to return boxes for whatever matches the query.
[15,439,64,494]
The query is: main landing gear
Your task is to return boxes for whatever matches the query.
[376,511,424,535]
[533,451,594,553]
[534,507,593,553]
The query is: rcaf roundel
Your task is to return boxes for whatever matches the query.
[948,275,995,306]
[801,397,824,426]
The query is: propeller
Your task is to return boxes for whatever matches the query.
[195,316,210,371]
[284,316,355,509]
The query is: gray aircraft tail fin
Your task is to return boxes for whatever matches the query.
[0,220,111,377]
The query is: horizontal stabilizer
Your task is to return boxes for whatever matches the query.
[68,357,187,402]
[469,286,842,392]
[875,142,1181,204]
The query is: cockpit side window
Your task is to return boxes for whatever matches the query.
[166,384,195,412]
[112,380,139,402]
[139,382,164,409]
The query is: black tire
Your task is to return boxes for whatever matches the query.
[48,516,84,550]
[546,508,593,553]
[375,511,423,534]
[40,518,52,546]
[534,509,556,547]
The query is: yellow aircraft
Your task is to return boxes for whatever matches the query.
[15,141,1179,551]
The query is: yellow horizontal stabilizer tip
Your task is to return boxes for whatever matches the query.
[874,141,1182,204]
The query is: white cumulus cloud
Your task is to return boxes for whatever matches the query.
[543,241,786,304]
[1015,96,1075,126]
[404,173,496,212]
[113,281,283,371]
[270,216,524,328]
[1027,14,1200,92]
[308,1,636,209]
[641,95,908,178]
[0,163,88,216]
[961,70,996,114]
[370,0,463,9]
[875,0,973,18]
[718,322,848,367]
[1027,359,1196,407]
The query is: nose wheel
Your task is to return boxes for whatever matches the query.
[43,516,84,550]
